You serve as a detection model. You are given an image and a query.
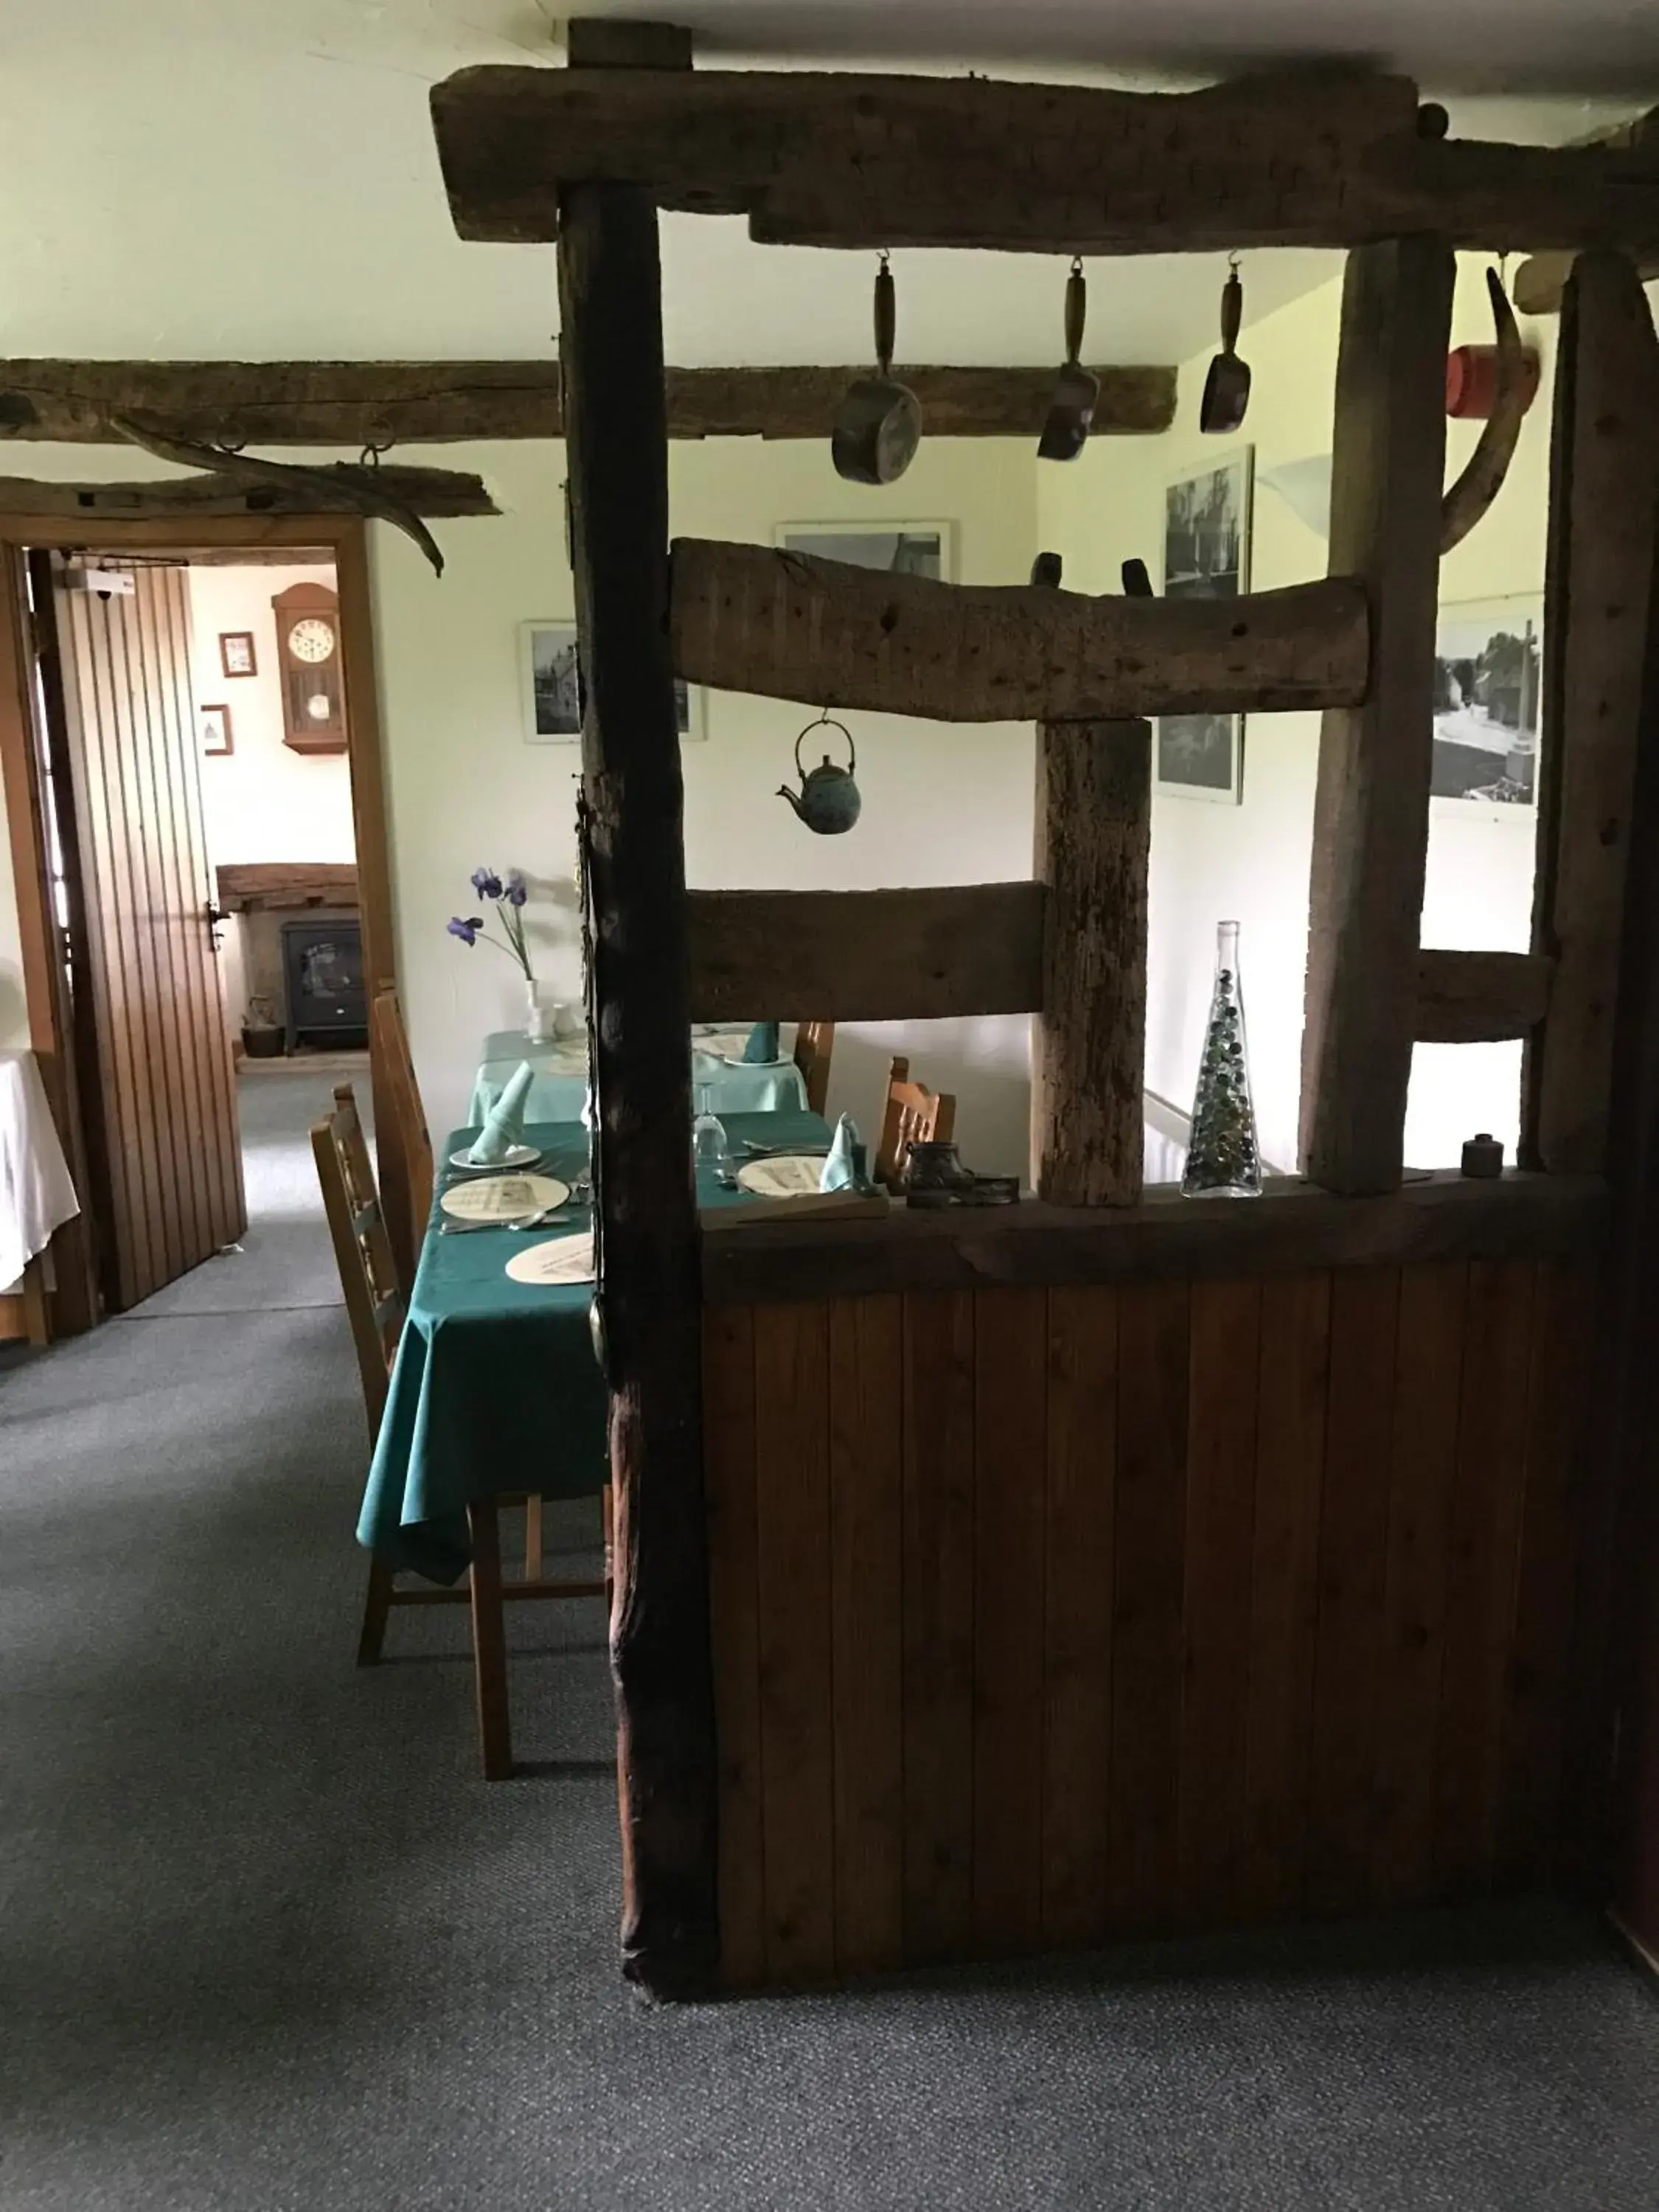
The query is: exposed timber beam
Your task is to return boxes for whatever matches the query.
[1414,949,1554,1043]
[0,465,493,521]
[431,66,1659,256]
[687,884,1044,1022]
[0,361,1176,444]
[1511,110,1659,310]
[670,538,1369,722]
[1299,237,1455,1196]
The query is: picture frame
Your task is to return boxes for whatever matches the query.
[774,520,955,582]
[518,619,705,744]
[219,630,257,678]
[1432,595,1542,813]
[199,703,233,757]
[1156,449,1253,805]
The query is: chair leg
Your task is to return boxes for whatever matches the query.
[466,1499,514,1781]
[523,1492,543,1582]
[358,1555,396,1666]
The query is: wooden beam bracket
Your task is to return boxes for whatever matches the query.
[1414,948,1554,1044]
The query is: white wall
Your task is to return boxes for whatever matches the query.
[189,561,354,867]
[1038,255,1562,1172]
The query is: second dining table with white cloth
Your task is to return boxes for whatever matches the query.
[467,1025,808,1126]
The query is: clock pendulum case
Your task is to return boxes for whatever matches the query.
[272,581,347,754]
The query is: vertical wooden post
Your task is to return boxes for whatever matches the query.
[1299,237,1453,1194]
[1031,715,1151,1205]
[1522,252,1659,1177]
[557,18,717,1999]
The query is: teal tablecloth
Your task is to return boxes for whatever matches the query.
[358,1110,832,1582]
[466,1027,807,1127]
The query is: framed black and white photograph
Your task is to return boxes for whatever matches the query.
[198,703,233,757]
[1157,450,1253,804]
[1433,597,1541,808]
[775,521,953,581]
[519,619,704,743]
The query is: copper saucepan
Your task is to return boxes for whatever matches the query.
[1038,258,1099,462]
[832,254,922,486]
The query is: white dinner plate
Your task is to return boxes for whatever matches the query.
[505,1234,596,1286]
[449,1142,542,1172]
[734,1155,825,1199]
[439,1172,569,1223]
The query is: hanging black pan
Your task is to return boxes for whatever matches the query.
[1038,259,1099,462]
[1200,257,1251,434]
[832,253,922,485]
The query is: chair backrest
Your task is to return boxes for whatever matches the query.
[875,1054,957,1189]
[313,1082,405,1439]
[793,1018,835,1117]
[371,987,434,1288]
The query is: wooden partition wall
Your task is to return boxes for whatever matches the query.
[704,1245,1601,1985]
[429,27,1659,1994]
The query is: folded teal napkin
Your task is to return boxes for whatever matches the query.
[743,1020,781,1063]
[468,1060,535,1164]
[818,1113,865,1193]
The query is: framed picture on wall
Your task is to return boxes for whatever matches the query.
[218,630,257,678]
[519,620,705,743]
[198,703,233,757]
[1432,595,1542,810]
[1157,450,1253,805]
[774,521,954,581]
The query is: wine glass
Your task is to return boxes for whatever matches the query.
[691,1084,728,1179]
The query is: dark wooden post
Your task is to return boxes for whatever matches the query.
[557,18,717,2000]
[1299,237,1453,1194]
[1522,251,1659,1176]
[1032,716,1152,1204]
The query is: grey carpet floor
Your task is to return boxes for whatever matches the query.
[2,1088,1658,2210]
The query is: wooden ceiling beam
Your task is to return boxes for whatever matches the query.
[0,361,1175,445]
[0,465,494,522]
[670,538,1370,723]
[431,65,1659,257]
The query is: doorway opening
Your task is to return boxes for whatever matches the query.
[1,518,395,1331]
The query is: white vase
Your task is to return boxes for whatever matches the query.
[524,978,554,1043]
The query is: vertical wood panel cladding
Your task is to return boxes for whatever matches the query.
[706,1258,1598,1988]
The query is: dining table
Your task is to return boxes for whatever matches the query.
[358,1107,835,1583]
[467,1026,808,1128]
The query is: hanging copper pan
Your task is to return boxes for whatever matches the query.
[1037,260,1099,462]
[832,254,922,486]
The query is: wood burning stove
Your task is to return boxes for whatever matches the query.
[279,917,366,1053]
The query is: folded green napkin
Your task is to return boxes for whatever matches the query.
[468,1059,535,1164]
[818,1113,865,1193]
[743,1020,782,1063]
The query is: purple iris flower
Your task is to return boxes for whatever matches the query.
[447,915,483,945]
[470,867,503,901]
[504,869,528,908]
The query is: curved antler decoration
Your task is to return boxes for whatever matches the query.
[1440,268,1530,556]
[107,414,447,576]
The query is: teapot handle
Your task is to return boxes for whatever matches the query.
[794,710,856,779]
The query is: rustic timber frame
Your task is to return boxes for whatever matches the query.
[432,27,1659,1994]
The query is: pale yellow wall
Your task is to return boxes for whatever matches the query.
[1039,255,1566,1171]
[372,436,1042,1161]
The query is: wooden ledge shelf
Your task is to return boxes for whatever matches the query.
[700,1170,1606,1306]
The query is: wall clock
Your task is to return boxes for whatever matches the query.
[271,582,347,754]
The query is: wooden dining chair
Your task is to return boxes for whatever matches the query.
[313,1081,608,1781]
[370,987,434,1294]
[793,1019,835,1116]
[875,1055,957,1189]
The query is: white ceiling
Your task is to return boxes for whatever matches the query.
[0,0,1647,374]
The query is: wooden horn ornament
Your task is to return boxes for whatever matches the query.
[1439,268,1530,556]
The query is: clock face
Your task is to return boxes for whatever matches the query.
[287,616,335,665]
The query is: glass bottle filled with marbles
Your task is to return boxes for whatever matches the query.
[1182,919,1263,1199]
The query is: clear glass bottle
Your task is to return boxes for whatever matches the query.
[1181,919,1263,1200]
[691,1083,729,1178]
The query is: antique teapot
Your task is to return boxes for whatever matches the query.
[779,713,860,835]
